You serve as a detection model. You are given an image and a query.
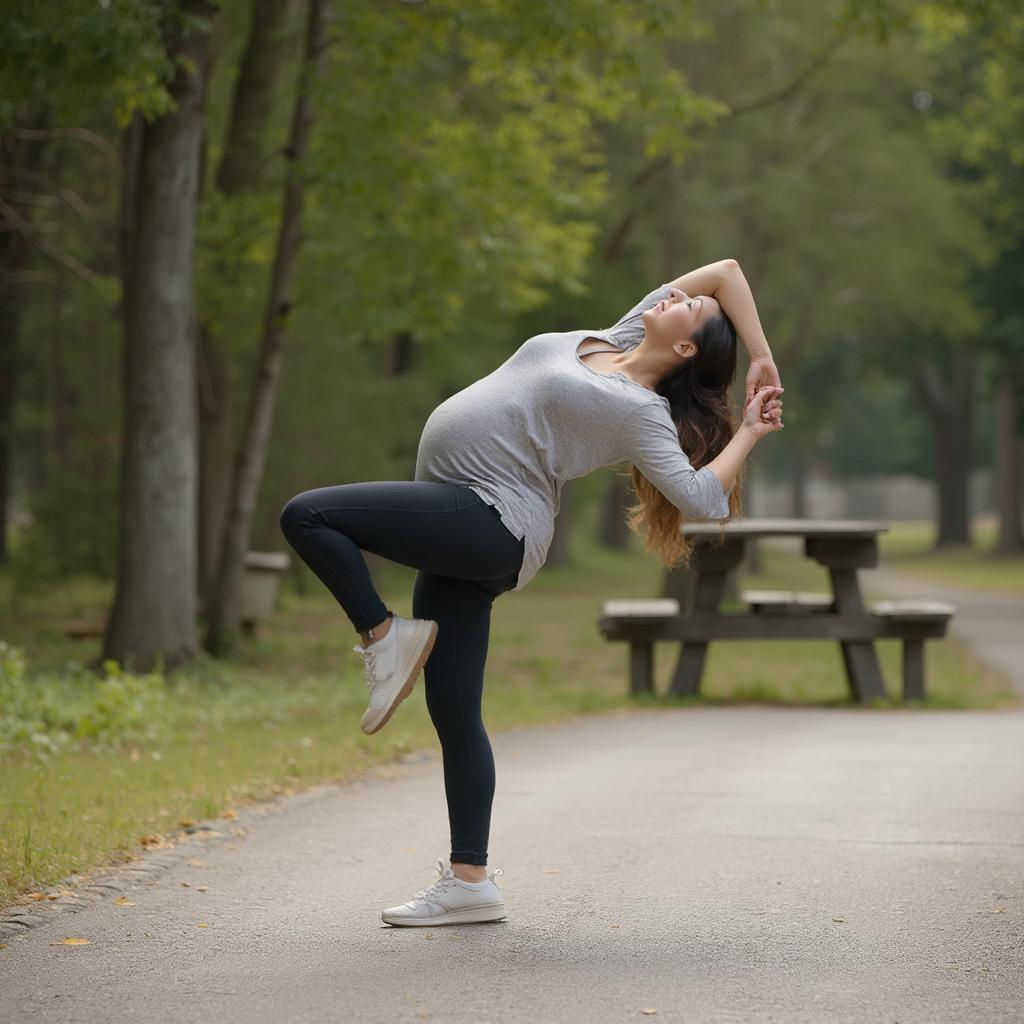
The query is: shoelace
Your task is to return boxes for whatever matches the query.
[411,859,454,903]
[352,642,383,686]
[410,859,504,903]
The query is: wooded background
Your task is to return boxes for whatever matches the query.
[2,0,1021,671]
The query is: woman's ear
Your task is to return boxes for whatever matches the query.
[673,339,697,361]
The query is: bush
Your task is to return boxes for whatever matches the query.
[0,640,171,756]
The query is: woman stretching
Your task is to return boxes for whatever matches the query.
[278,258,784,927]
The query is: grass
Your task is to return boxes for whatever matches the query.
[1,521,1019,913]
[877,519,1024,593]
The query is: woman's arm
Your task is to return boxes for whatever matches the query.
[669,259,781,408]
[706,386,785,495]
[668,259,771,360]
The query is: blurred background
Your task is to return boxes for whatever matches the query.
[1,0,1021,906]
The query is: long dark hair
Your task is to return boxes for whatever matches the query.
[624,310,745,569]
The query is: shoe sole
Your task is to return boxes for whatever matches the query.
[381,902,507,926]
[361,619,438,735]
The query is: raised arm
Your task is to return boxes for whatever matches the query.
[668,259,781,407]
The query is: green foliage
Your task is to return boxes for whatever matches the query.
[0,0,176,126]
[917,5,1024,411]
[0,641,170,755]
[306,0,724,342]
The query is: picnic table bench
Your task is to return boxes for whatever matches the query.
[596,519,955,703]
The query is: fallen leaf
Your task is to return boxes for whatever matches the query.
[0,943,7,950]
[220,809,237,820]
[198,886,208,892]
[197,922,209,928]
[542,869,561,874]
[27,892,47,901]
[179,819,196,828]
[181,882,190,887]
[114,896,135,906]
[641,1009,658,1016]
[55,937,91,945]
[832,917,844,923]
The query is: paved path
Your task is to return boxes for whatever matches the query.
[2,557,1022,1023]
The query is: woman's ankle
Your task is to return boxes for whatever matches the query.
[359,612,393,646]
[451,861,487,882]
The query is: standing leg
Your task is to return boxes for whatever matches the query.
[279,480,524,875]
[413,569,515,872]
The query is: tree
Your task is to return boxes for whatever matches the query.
[103,1,217,671]
[921,3,1024,550]
[203,0,324,654]
[196,0,301,612]
[0,0,170,565]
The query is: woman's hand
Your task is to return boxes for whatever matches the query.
[742,386,784,439]
[745,355,782,410]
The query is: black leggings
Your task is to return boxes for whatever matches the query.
[278,481,526,866]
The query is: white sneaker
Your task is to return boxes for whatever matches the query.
[353,613,438,735]
[381,858,507,927]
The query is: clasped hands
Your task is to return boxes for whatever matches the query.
[745,354,784,434]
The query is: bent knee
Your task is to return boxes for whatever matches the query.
[278,494,314,540]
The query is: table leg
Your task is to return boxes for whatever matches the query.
[629,641,655,696]
[668,569,730,697]
[830,567,887,702]
[903,640,925,701]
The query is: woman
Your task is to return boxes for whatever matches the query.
[278,257,783,927]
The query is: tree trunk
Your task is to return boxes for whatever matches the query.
[204,0,326,654]
[912,353,975,548]
[216,0,297,195]
[197,317,233,610]
[993,373,1023,553]
[197,0,297,615]
[0,110,50,563]
[103,1,215,672]
[0,242,23,566]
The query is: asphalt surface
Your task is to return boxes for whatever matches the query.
[2,563,1022,1023]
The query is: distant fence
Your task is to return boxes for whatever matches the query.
[749,470,997,522]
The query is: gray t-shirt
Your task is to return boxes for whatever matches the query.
[414,281,733,592]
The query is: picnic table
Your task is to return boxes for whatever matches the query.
[597,518,955,703]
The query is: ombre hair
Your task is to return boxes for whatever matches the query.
[623,310,745,569]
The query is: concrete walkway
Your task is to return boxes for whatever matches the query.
[2,562,1022,1022]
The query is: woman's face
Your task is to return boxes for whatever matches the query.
[642,286,722,358]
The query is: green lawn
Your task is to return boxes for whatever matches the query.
[1,526,1018,912]
[877,520,1024,593]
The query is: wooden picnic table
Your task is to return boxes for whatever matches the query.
[599,517,924,701]
[665,518,892,702]
[599,518,956,702]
